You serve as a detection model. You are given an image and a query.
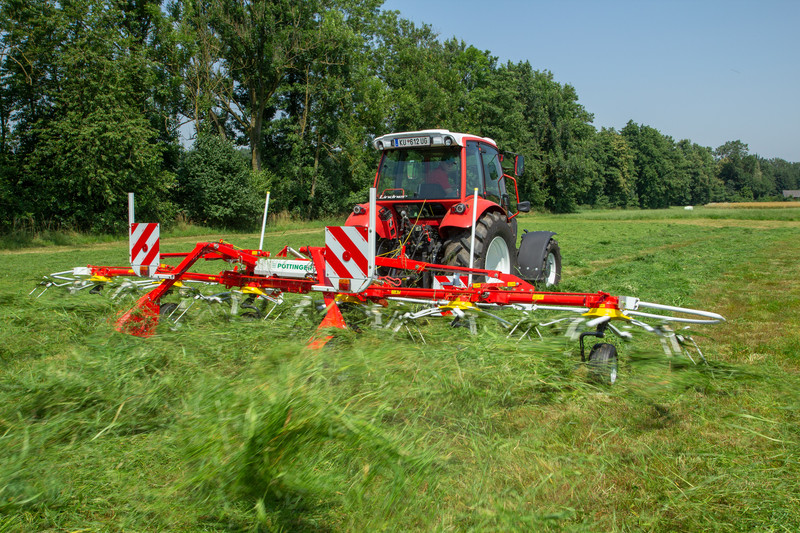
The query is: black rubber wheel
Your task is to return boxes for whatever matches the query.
[442,211,517,282]
[588,343,618,385]
[538,239,562,287]
[159,302,179,317]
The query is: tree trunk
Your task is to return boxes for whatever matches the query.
[310,130,321,201]
[250,85,264,172]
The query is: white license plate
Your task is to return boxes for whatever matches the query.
[393,136,430,147]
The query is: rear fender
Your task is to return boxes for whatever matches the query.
[517,231,557,280]
[344,204,398,240]
[439,197,503,237]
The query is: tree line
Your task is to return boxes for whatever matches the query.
[1,0,798,233]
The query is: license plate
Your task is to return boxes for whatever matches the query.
[393,136,430,147]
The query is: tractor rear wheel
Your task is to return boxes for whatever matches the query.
[442,211,517,281]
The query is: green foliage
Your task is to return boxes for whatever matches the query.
[177,134,259,229]
[584,128,637,207]
[0,0,179,233]
[1,0,798,235]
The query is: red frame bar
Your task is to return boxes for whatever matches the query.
[100,241,620,340]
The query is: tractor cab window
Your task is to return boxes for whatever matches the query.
[376,147,461,200]
[481,144,504,205]
[465,142,483,196]
[466,141,505,206]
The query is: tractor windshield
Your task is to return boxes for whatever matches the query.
[376,147,461,200]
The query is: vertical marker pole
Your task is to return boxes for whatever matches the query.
[468,188,479,285]
[258,191,271,252]
[367,187,377,278]
[128,192,135,225]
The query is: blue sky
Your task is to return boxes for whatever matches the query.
[381,0,800,162]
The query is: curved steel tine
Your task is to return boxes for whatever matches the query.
[566,317,587,340]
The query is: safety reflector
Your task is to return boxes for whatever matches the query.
[130,222,160,277]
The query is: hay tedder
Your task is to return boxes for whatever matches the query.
[34,130,725,384]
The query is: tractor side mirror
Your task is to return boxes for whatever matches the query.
[515,155,525,176]
[518,201,531,213]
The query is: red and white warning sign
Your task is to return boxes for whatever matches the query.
[129,222,160,277]
[325,226,372,292]
[433,274,470,290]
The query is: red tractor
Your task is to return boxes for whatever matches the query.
[346,129,561,288]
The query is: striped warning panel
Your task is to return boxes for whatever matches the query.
[130,222,160,277]
[433,274,470,290]
[325,226,370,290]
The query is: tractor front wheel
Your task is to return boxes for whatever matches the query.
[442,211,517,281]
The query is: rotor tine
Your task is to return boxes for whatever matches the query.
[688,335,708,364]
[34,286,49,299]
[415,325,426,344]
[507,319,523,338]
[566,317,586,340]
[476,308,512,327]
[659,336,673,357]
[175,299,196,323]
[607,322,633,339]
[630,319,658,334]
[262,301,279,320]
[534,326,543,340]
[665,327,682,354]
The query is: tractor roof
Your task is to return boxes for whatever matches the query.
[372,129,496,151]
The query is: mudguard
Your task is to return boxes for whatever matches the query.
[344,204,398,240]
[517,230,557,280]
[439,197,502,236]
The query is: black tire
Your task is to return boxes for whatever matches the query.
[442,211,517,282]
[588,343,618,385]
[159,302,179,317]
[239,302,262,320]
[539,239,562,287]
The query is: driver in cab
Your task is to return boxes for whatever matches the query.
[424,158,459,197]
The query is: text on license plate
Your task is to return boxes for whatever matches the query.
[393,136,430,147]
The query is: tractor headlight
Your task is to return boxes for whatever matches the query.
[452,203,467,214]
[444,136,453,147]
[353,205,366,215]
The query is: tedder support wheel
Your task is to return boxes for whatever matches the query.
[442,211,517,281]
[540,239,562,287]
[588,343,618,385]
[159,302,179,316]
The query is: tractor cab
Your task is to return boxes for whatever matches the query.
[345,129,556,288]
[347,130,528,238]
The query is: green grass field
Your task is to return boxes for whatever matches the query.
[2,206,800,531]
